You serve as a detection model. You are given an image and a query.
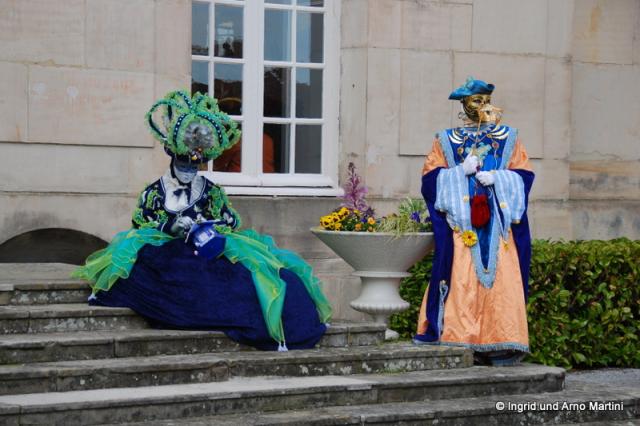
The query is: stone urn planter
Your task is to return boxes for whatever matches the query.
[311,228,434,340]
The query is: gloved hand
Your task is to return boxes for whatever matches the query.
[475,171,495,186]
[170,216,195,236]
[462,155,479,176]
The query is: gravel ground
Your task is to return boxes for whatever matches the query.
[565,368,640,390]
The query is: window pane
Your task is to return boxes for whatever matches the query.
[213,123,242,173]
[264,123,290,173]
[295,125,321,174]
[214,5,243,59]
[296,12,323,63]
[296,68,322,118]
[264,9,291,61]
[298,0,324,6]
[214,64,242,115]
[192,2,209,55]
[191,61,209,95]
[264,67,291,118]
[265,0,292,4]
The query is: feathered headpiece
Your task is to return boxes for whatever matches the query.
[146,90,241,163]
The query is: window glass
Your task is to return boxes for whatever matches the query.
[298,0,323,6]
[214,64,243,115]
[213,123,242,173]
[295,125,322,173]
[264,9,291,62]
[192,2,209,56]
[264,67,291,118]
[215,5,243,59]
[296,68,322,118]
[263,123,290,173]
[296,12,323,63]
[191,60,209,94]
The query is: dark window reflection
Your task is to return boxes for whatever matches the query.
[296,68,322,118]
[191,61,209,95]
[212,124,242,173]
[215,5,243,58]
[295,125,321,173]
[298,0,324,6]
[264,67,291,118]
[214,64,242,115]
[263,123,290,173]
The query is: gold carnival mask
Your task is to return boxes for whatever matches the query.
[462,95,503,125]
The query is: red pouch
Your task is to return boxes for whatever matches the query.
[470,194,490,228]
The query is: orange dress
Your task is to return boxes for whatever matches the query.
[416,130,534,359]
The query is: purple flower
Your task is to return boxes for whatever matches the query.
[340,162,369,212]
[410,212,421,223]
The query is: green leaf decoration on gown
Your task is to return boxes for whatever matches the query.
[73,227,332,345]
[72,228,176,294]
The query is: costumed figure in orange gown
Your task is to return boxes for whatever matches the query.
[414,78,534,366]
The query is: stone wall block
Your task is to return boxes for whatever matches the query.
[528,200,572,240]
[0,62,28,142]
[571,200,640,240]
[368,0,401,48]
[340,48,368,179]
[341,0,368,48]
[366,48,401,162]
[156,0,191,77]
[86,0,155,72]
[546,0,575,58]
[570,160,640,201]
[399,51,452,155]
[0,144,134,193]
[366,155,423,199]
[472,0,547,55]
[571,62,640,161]
[634,2,640,65]
[572,0,637,65]
[529,159,570,201]
[0,194,135,246]
[453,53,545,158]
[0,0,84,65]
[401,2,472,52]
[28,66,155,147]
[543,58,571,160]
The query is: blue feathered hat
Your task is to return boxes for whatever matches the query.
[449,77,495,101]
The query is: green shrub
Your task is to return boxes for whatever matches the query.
[389,238,640,369]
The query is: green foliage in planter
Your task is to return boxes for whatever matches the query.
[389,238,640,369]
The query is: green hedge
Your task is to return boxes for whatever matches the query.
[389,238,640,369]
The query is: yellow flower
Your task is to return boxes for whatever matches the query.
[338,207,349,217]
[461,230,478,247]
[334,222,342,231]
[355,223,363,231]
[367,217,376,225]
[367,226,374,232]
[320,216,334,229]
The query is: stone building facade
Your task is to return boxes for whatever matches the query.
[0,0,638,319]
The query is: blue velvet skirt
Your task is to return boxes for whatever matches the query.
[90,239,327,350]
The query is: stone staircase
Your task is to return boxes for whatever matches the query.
[0,264,638,425]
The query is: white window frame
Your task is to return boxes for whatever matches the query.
[191,0,341,196]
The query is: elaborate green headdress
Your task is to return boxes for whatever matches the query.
[146,90,241,163]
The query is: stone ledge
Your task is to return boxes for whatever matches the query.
[0,343,471,395]
[0,365,566,425]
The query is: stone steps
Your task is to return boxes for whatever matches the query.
[0,365,566,425]
[0,322,386,364]
[0,343,471,395]
[0,303,148,334]
[111,382,640,426]
[0,279,90,305]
